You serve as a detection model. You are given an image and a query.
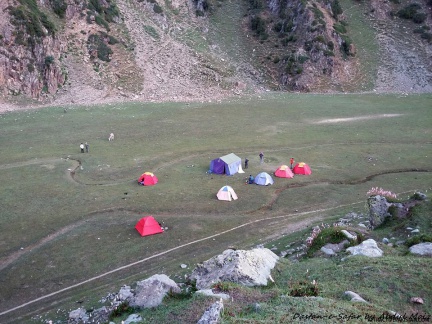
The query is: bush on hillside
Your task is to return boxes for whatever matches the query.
[153,3,163,14]
[405,234,432,247]
[412,13,426,24]
[251,15,268,39]
[331,0,343,18]
[50,0,67,18]
[397,3,426,24]
[289,279,319,297]
[87,33,113,62]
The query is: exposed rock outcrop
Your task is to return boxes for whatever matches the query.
[346,239,383,258]
[190,248,279,290]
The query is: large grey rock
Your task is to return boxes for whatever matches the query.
[197,298,224,324]
[196,289,230,300]
[89,306,113,323]
[190,248,279,290]
[344,291,368,303]
[409,243,432,256]
[124,314,143,324]
[118,285,134,301]
[129,274,181,308]
[368,195,390,228]
[341,230,357,241]
[346,239,383,257]
[68,308,89,323]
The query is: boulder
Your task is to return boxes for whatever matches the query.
[196,289,230,300]
[409,243,432,256]
[368,195,390,228]
[118,285,134,301]
[341,230,357,241]
[124,314,143,323]
[129,274,181,308]
[68,308,89,323]
[344,291,368,303]
[190,248,279,290]
[346,239,383,257]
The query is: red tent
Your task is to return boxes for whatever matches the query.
[274,165,294,178]
[293,162,312,175]
[135,216,164,237]
[138,172,158,186]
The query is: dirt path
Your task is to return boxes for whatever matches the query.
[0,200,364,317]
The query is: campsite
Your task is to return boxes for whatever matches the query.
[0,93,431,322]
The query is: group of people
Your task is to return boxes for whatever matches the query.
[79,133,115,153]
[244,153,295,169]
[80,142,89,153]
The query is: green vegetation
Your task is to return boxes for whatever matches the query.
[50,0,67,18]
[143,25,160,40]
[0,73,431,323]
[7,0,56,44]
[87,0,120,31]
[397,3,426,24]
[331,0,343,18]
[251,15,268,40]
[87,33,113,61]
[153,3,163,14]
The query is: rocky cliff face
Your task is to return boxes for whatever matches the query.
[0,0,430,107]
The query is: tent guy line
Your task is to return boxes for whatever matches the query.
[0,188,424,317]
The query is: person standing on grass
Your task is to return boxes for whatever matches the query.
[80,143,85,153]
[85,142,89,153]
[259,152,264,164]
[290,157,295,169]
[244,158,249,169]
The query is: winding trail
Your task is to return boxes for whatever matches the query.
[0,199,371,317]
[0,184,427,317]
[0,147,430,317]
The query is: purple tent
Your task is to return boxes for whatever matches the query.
[209,153,242,175]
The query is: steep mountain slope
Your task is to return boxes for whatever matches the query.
[0,0,431,110]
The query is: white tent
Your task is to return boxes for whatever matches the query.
[217,185,238,201]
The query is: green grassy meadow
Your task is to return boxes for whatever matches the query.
[0,93,431,322]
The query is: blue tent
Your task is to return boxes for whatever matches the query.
[209,153,242,175]
[254,172,274,186]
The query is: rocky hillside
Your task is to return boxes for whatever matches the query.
[0,0,431,108]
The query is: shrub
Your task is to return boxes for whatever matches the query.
[87,33,113,62]
[314,35,326,44]
[44,55,54,66]
[334,23,347,34]
[397,3,422,20]
[405,234,432,247]
[50,0,67,18]
[249,0,264,9]
[153,3,163,14]
[27,63,35,72]
[331,0,343,18]
[289,279,319,297]
[251,16,266,34]
[109,301,135,320]
[412,13,426,24]
[94,15,110,30]
[420,32,432,42]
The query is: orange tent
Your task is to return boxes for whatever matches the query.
[292,162,312,175]
[138,172,158,186]
[135,216,164,237]
[274,165,294,178]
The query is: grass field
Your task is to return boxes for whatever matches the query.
[0,92,431,322]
